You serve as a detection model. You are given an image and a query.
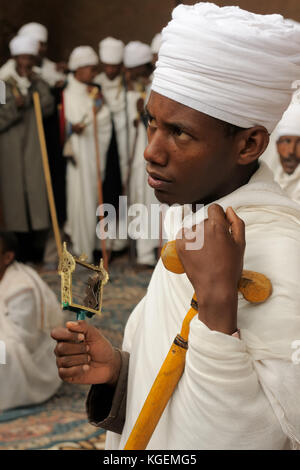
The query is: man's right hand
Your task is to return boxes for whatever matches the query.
[51,320,121,386]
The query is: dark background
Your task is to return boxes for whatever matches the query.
[1,0,300,64]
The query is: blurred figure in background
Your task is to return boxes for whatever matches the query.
[0,36,54,264]
[124,42,159,267]
[96,37,128,256]
[0,231,62,411]
[17,22,67,88]
[63,46,112,262]
[150,33,162,67]
[17,22,68,265]
[274,104,300,204]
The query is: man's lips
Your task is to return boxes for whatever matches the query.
[147,171,172,190]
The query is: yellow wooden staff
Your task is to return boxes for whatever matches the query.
[33,92,62,258]
[124,240,272,450]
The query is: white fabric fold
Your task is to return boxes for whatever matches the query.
[152,2,300,133]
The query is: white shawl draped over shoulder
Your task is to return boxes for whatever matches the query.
[106,162,300,450]
[64,74,112,261]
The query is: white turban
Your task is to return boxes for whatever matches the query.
[151,33,162,54]
[124,41,152,68]
[152,2,300,133]
[99,37,124,65]
[9,36,39,57]
[68,46,99,71]
[18,22,48,43]
[276,104,300,139]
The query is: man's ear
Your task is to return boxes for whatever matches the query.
[236,126,269,166]
[3,251,15,267]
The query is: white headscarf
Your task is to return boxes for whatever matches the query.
[68,46,99,71]
[18,22,48,43]
[9,35,39,57]
[99,37,124,65]
[152,2,300,133]
[124,41,152,68]
[275,104,300,139]
[151,33,162,54]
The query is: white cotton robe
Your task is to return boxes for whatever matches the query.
[95,73,128,186]
[64,74,112,261]
[106,162,300,450]
[0,262,63,411]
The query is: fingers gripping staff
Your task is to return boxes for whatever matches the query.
[124,205,272,450]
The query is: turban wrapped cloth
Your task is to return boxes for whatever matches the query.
[68,46,99,72]
[99,37,124,65]
[18,22,48,43]
[124,41,152,68]
[276,104,300,139]
[151,34,162,54]
[152,2,300,133]
[9,36,39,57]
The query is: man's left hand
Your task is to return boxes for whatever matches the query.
[176,204,245,335]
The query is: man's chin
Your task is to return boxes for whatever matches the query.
[153,189,189,206]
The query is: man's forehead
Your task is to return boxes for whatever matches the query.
[148,91,211,123]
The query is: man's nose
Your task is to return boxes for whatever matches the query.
[288,141,297,157]
[144,129,168,166]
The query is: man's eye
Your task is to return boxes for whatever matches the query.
[172,127,191,141]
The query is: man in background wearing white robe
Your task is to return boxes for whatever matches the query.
[17,22,66,88]
[95,37,128,255]
[52,3,300,450]
[0,232,62,411]
[63,46,112,262]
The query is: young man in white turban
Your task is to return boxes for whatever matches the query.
[63,46,112,263]
[52,3,300,450]
[0,231,62,410]
[273,104,300,204]
[0,35,54,263]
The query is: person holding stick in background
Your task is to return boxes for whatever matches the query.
[0,35,54,264]
[63,46,112,264]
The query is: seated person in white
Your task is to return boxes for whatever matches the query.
[0,231,63,411]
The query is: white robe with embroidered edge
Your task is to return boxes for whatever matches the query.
[64,74,112,261]
[106,162,300,450]
[0,262,63,411]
